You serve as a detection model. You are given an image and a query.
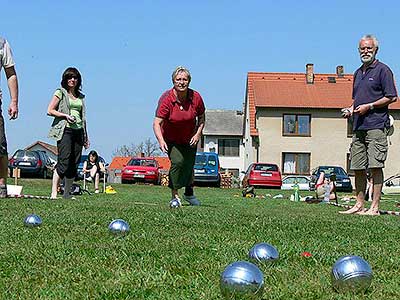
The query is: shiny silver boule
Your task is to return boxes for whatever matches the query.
[220,261,264,299]
[331,255,373,293]
[169,198,181,209]
[24,214,42,227]
[108,219,130,236]
[249,243,279,265]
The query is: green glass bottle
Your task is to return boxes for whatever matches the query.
[293,181,300,202]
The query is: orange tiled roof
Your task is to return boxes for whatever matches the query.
[109,156,171,171]
[247,72,400,137]
[154,156,171,170]
[109,156,131,170]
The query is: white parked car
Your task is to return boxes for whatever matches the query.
[281,175,311,190]
[382,174,400,194]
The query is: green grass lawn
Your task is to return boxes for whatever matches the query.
[0,179,399,300]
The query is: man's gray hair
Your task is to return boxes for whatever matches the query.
[172,66,191,83]
[360,34,379,48]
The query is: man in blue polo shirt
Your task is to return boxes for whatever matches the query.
[340,34,397,215]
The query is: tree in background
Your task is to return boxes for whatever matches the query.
[113,138,161,157]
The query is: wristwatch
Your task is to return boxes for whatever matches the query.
[369,103,374,110]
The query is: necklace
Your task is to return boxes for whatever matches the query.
[176,99,184,111]
[174,89,187,111]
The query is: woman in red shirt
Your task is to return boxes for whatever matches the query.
[153,66,205,206]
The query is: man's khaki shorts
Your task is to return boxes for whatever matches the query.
[350,129,388,170]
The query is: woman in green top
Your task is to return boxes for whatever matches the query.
[47,67,89,199]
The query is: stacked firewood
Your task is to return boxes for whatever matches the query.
[160,173,169,186]
[220,172,233,189]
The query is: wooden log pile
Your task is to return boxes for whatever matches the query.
[160,173,169,186]
[220,172,233,189]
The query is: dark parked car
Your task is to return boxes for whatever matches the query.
[193,152,220,187]
[121,157,160,185]
[310,166,353,192]
[9,149,54,179]
[241,163,282,189]
[76,154,108,180]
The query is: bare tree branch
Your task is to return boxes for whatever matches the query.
[113,138,161,157]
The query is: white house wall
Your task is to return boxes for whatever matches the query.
[204,136,245,173]
[243,96,256,171]
[254,108,400,180]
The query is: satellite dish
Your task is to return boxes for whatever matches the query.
[387,115,394,136]
[389,115,394,127]
[209,141,215,148]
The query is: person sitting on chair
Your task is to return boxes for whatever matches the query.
[365,169,373,201]
[315,171,337,201]
[82,150,105,193]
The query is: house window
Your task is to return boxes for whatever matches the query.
[282,152,310,174]
[218,139,240,157]
[283,114,311,136]
[347,118,354,137]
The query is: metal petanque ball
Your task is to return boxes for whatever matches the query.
[220,261,264,299]
[108,219,130,236]
[24,214,42,227]
[248,242,279,266]
[169,198,181,209]
[331,255,373,293]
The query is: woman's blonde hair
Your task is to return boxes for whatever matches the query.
[171,66,191,83]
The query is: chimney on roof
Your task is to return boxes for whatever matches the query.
[336,65,344,77]
[306,63,314,84]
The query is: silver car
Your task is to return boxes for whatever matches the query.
[382,173,400,194]
[281,175,311,190]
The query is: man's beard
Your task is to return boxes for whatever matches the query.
[361,53,376,64]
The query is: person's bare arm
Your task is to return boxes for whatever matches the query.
[5,66,18,119]
[190,113,205,147]
[354,96,397,115]
[47,94,76,124]
[153,117,168,153]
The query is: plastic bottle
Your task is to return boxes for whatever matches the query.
[293,181,300,202]
[323,183,330,203]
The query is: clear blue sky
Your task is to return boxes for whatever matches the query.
[1,0,399,162]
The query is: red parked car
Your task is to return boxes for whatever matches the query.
[121,157,161,185]
[241,163,282,189]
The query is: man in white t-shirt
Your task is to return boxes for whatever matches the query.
[0,37,19,197]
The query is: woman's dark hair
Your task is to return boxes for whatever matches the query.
[61,67,82,96]
[88,150,99,162]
